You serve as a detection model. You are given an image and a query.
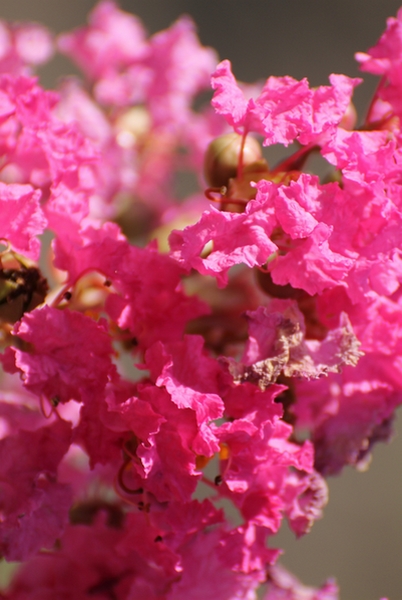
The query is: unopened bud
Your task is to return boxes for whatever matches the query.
[204,133,263,187]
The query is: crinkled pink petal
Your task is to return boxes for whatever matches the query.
[73,395,124,469]
[135,385,201,501]
[369,253,402,296]
[156,501,264,598]
[301,74,361,144]
[355,8,402,76]
[283,470,328,537]
[52,221,128,282]
[9,515,179,598]
[274,181,320,239]
[144,16,218,128]
[321,128,390,174]
[53,222,209,349]
[146,336,223,455]
[136,425,200,503]
[108,394,166,442]
[222,382,284,425]
[215,392,317,532]
[219,524,279,576]
[211,59,263,135]
[270,223,353,295]
[258,75,312,146]
[58,0,147,81]
[12,305,116,404]
[0,419,72,561]
[211,62,359,147]
[169,205,277,287]
[0,181,46,260]
[0,75,101,231]
[167,529,262,600]
[0,74,57,127]
[105,243,210,348]
[259,74,360,147]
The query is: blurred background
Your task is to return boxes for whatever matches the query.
[1,1,402,599]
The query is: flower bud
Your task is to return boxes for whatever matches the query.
[204,132,263,187]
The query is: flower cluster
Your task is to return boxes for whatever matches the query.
[0,2,400,598]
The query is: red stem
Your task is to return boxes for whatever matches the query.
[272,143,318,174]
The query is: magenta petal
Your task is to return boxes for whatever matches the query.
[0,419,72,561]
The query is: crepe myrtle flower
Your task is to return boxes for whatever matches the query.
[0,2,398,599]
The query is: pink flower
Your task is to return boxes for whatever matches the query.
[0,420,72,561]
[356,9,402,118]
[9,305,116,404]
[58,1,147,82]
[0,20,53,76]
[0,75,99,231]
[211,60,359,146]
[146,335,224,455]
[0,182,45,260]
[169,201,278,287]
[0,5,401,599]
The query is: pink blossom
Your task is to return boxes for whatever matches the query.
[131,385,201,502]
[211,59,265,135]
[9,306,116,404]
[0,5,401,599]
[356,9,402,117]
[0,21,53,76]
[169,173,357,295]
[214,383,325,537]
[58,0,147,82]
[153,500,266,599]
[146,335,224,455]
[53,222,209,349]
[169,202,278,287]
[0,419,72,561]
[73,395,126,469]
[0,75,99,230]
[7,514,178,599]
[137,16,217,129]
[211,60,359,146]
[0,182,45,260]
[105,245,209,348]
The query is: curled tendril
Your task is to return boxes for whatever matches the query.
[116,458,143,495]
[204,186,248,208]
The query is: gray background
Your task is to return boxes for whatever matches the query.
[2,1,402,599]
